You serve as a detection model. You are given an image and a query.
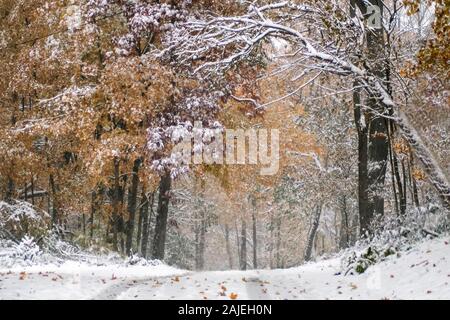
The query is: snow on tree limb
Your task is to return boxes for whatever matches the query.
[162,0,450,209]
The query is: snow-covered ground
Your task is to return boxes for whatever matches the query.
[0,236,449,300]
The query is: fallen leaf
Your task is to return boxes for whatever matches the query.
[229,292,238,300]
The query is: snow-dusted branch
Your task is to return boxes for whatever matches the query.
[162,0,450,209]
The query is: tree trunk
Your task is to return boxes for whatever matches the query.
[411,155,420,208]
[82,214,86,236]
[251,211,257,269]
[269,215,274,269]
[304,204,322,262]
[195,210,206,270]
[351,1,389,235]
[402,158,408,211]
[125,158,141,256]
[339,195,350,249]
[275,217,281,268]
[151,172,172,260]
[199,211,206,269]
[366,0,388,233]
[235,221,240,265]
[49,174,58,228]
[224,224,233,269]
[353,84,370,235]
[239,219,247,270]
[366,117,389,225]
[111,157,120,252]
[136,188,146,253]
[141,192,153,258]
[5,175,15,203]
[393,146,406,214]
[30,174,35,206]
[388,125,400,215]
[90,190,96,240]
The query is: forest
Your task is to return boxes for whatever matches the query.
[0,0,449,300]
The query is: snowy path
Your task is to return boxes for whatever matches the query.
[1,236,449,300]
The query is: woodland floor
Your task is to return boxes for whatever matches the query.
[0,236,449,300]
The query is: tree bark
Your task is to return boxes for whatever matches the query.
[151,172,172,260]
[136,188,146,253]
[251,210,257,269]
[351,0,389,235]
[111,157,120,252]
[49,174,58,228]
[275,217,281,268]
[90,190,96,240]
[365,0,389,233]
[353,84,370,235]
[125,158,141,256]
[235,221,241,265]
[224,224,233,269]
[5,175,14,203]
[30,174,35,206]
[304,204,322,262]
[388,126,400,215]
[411,155,420,208]
[141,192,153,258]
[239,219,247,270]
[339,195,350,249]
[195,209,206,270]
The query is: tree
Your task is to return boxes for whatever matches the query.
[164,0,450,235]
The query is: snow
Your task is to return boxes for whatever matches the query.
[0,260,186,300]
[1,236,449,300]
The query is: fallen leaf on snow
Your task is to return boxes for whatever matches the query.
[229,292,238,300]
